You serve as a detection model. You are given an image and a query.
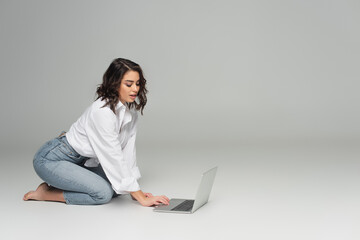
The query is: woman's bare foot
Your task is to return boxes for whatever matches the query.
[23,182,65,202]
[23,182,50,201]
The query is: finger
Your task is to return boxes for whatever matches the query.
[162,197,169,204]
[145,193,153,198]
[161,195,170,201]
[159,196,169,205]
[153,197,166,205]
[161,195,170,203]
[154,200,163,206]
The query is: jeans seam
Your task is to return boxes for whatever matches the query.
[40,141,62,160]
[63,191,71,204]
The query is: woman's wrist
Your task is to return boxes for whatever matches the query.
[130,190,147,205]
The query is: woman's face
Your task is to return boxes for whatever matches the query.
[118,70,140,104]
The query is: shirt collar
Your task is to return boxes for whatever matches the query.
[115,101,133,126]
[115,101,128,111]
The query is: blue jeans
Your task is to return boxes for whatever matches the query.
[33,132,119,205]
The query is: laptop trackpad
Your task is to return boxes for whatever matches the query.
[153,198,189,211]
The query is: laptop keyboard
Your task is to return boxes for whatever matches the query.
[171,200,195,211]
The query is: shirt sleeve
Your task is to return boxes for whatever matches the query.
[122,126,141,180]
[85,107,140,194]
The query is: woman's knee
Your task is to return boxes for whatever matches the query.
[91,184,114,204]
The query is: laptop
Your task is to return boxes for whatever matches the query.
[153,166,217,214]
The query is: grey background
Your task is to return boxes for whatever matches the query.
[0,0,359,240]
[1,0,359,152]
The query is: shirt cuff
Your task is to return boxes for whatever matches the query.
[131,167,141,180]
[112,177,140,194]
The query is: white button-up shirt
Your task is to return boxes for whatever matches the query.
[66,98,141,194]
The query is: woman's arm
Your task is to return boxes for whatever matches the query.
[130,190,170,207]
[86,108,141,194]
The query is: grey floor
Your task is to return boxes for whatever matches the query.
[1,141,359,240]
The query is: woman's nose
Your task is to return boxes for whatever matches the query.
[132,84,139,92]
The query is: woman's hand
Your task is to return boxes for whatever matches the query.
[131,192,153,200]
[140,195,170,207]
[144,192,153,198]
[130,190,170,207]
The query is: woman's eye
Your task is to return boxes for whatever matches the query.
[126,85,131,87]
[136,83,140,86]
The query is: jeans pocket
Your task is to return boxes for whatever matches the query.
[58,138,82,160]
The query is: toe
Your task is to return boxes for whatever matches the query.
[23,191,34,201]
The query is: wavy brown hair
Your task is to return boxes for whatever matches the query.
[96,58,148,115]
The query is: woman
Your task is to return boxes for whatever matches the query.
[23,58,170,206]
